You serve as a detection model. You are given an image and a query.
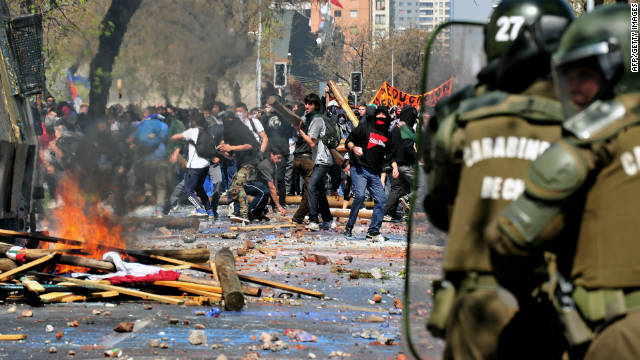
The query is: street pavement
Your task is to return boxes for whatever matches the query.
[0,205,445,359]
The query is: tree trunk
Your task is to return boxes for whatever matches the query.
[88,0,142,121]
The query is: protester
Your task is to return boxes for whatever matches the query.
[170,115,214,218]
[294,93,334,231]
[235,102,268,155]
[248,143,289,221]
[344,107,397,241]
[218,111,259,222]
[384,105,417,221]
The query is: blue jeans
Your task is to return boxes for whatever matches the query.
[245,181,269,217]
[183,167,211,211]
[308,164,333,223]
[347,165,386,234]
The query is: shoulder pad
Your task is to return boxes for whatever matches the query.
[458,92,563,124]
[526,140,588,201]
[457,90,508,116]
[563,100,626,141]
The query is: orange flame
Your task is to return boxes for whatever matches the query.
[48,176,124,273]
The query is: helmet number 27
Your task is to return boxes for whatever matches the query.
[495,16,525,42]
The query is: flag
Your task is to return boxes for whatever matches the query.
[331,0,343,9]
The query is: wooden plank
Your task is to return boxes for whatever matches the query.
[159,264,191,270]
[0,253,57,281]
[209,259,218,281]
[153,280,222,294]
[0,334,27,341]
[228,224,297,232]
[59,295,87,303]
[40,292,73,302]
[177,287,222,300]
[237,273,325,299]
[22,280,45,294]
[88,291,120,298]
[32,274,182,305]
[147,255,319,298]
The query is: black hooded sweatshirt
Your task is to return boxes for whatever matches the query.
[346,107,394,174]
[391,105,417,166]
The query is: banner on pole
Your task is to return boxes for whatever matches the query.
[370,77,453,109]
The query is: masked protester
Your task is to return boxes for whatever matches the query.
[343,107,398,242]
[383,105,417,222]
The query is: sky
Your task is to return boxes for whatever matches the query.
[451,0,501,22]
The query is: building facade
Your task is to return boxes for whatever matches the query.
[372,0,391,38]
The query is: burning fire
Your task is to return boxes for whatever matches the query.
[48,176,124,273]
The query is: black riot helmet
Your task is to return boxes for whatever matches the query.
[486,0,575,93]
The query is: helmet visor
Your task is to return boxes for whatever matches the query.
[552,56,606,118]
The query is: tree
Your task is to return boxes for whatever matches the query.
[312,27,432,101]
[88,0,141,119]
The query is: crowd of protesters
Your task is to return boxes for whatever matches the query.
[36,86,418,241]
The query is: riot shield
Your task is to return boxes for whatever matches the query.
[403,21,486,359]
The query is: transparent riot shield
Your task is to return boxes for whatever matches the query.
[403,21,486,359]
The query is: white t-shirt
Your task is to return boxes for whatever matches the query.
[242,117,264,144]
[182,128,210,169]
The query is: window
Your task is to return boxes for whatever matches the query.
[399,1,403,5]
[420,2,433,7]
[419,9,433,15]
[350,10,357,18]
[445,9,450,15]
[334,10,341,17]
[419,16,433,22]
[407,10,412,14]
[376,0,385,11]
[399,16,405,21]
[375,14,386,24]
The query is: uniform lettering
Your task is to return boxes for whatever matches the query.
[480,176,525,200]
[621,151,637,176]
[463,136,550,167]
[620,146,640,176]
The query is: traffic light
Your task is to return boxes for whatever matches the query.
[351,72,362,93]
[274,62,287,88]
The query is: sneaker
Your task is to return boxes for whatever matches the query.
[191,209,209,218]
[257,214,270,222]
[305,222,320,231]
[330,220,338,230]
[366,233,387,242]
[399,196,410,212]
[343,227,353,238]
[383,215,394,222]
[230,214,250,223]
[207,209,217,219]
[291,218,306,225]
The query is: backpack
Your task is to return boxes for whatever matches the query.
[135,119,167,154]
[319,115,341,149]
[190,127,217,159]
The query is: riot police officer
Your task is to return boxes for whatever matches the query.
[424,1,575,358]
[494,4,640,359]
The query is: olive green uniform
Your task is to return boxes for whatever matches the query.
[498,94,640,359]
[427,81,565,359]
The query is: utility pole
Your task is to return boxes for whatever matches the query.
[256,0,262,108]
